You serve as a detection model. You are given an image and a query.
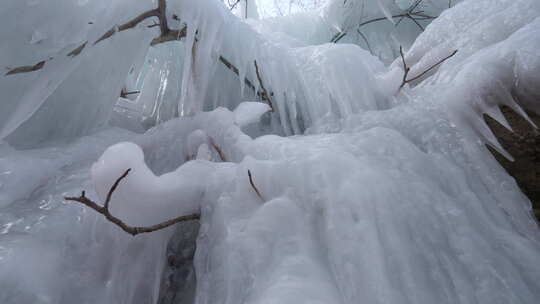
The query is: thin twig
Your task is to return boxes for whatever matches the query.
[399,46,457,90]
[219,56,257,92]
[357,30,373,55]
[333,1,435,45]
[399,46,410,89]
[247,169,264,201]
[358,12,435,28]
[331,32,347,43]
[65,169,200,236]
[405,50,457,83]
[228,0,242,10]
[208,137,226,162]
[120,89,141,98]
[253,60,274,112]
[104,168,131,210]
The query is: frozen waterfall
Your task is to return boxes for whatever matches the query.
[1,0,540,303]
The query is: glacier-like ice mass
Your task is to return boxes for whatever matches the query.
[1,0,540,303]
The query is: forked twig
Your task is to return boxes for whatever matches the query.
[399,46,457,90]
[65,168,200,236]
[254,60,275,112]
[247,169,264,201]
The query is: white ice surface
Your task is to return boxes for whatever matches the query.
[1,0,540,304]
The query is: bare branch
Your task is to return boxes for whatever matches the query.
[65,169,200,236]
[356,30,373,55]
[120,89,141,98]
[67,42,88,57]
[3,0,264,102]
[405,49,457,83]
[334,1,435,44]
[104,168,131,210]
[399,46,410,89]
[151,27,187,46]
[358,12,435,28]
[157,0,170,36]
[94,9,159,45]
[399,46,457,90]
[5,60,47,76]
[247,169,264,201]
[219,56,257,92]
[254,60,275,112]
[208,137,227,162]
[147,22,161,29]
[331,32,347,43]
[227,0,242,10]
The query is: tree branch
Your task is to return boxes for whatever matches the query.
[254,60,274,112]
[227,0,242,11]
[247,169,264,201]
[208,137,227,162]
[5,60,47,76]
[333,0,436,45]
[94,9,160,45]
[120,89,141,98]
[65,169,200,236]
[67,42,88,57]
[5,0,181,76]
[398,46,457,90]
[219,56,257,92]
[4,0,269,110]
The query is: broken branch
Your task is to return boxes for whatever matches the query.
[65,168,200,236]
[120,89,141,98]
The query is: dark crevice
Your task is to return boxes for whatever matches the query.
[484,106,540,221]
[158,220,200,304]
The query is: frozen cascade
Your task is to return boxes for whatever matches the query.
[1,0,540,303]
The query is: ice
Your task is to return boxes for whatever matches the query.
[1,0,540,303]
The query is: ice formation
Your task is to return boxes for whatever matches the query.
[1,0,540,303]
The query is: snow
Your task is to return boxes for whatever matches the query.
[233,102,271,127]
[1,0,540,303]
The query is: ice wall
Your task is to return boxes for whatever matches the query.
[1,0,540,303]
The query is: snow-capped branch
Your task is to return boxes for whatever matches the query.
[398,46,457,90]
[65,168,200,236]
